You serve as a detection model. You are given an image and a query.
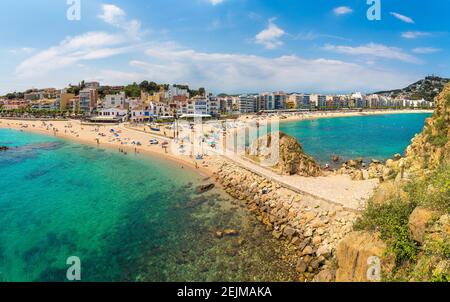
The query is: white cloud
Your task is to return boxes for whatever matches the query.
[14,4,145,80]
[15,32,132,78]
[121,44,417,93]
[412,47,442,54]
[9,47,36,55]
[323,43,420,64]
[401,31,431,39]
[208,0,224,5]
[333,6,353,16]
[390,12,415,24]
[98,4,142,38]
[255,19,286,49]
[294,31,349,41]
[98,4,125,24]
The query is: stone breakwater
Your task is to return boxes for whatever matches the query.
[212,159,359,281]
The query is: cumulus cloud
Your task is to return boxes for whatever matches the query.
[98,4,142,38]
[401,31,431,39]
[15,4,144,79]
[122,44,417,93]
[333,6,353,16]
[323,43,420,64]
[390,12,415,24]
[14,32,134,78]
[254,19,286,49]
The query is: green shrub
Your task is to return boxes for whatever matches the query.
[406,164,450,212]
[431,272,450,282]
[354,197,418,264]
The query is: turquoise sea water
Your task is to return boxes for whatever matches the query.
[0,113,431,281]
[0,129,297,282]
[279,113,431,164]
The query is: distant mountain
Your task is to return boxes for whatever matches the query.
[374,76,450,102]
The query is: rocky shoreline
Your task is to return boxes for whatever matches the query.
[209,158,359,281]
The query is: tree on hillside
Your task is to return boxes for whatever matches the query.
[139,81,160,93]
[67,85,81,95]
[125,82,140,98]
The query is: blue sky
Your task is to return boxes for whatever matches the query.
[0,0,449,95]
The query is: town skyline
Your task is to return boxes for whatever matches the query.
[1,0,449,95]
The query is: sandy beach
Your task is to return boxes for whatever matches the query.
[0,112,405,210]
[238,109,433,123]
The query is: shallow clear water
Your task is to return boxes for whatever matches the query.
[0,129,297,282]
[279,113,431,164]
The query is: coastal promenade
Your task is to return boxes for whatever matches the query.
[223,154,377,211]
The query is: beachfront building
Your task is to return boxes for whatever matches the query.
[298,94,311,109]
[150,101,172,118]
[30,99,58,111]
[286,94,298,109]
[1,100,29,110]
[208,96,220,117]
[103,92,126,109]
[186,96,209,115]
[238,95,255,114]
[177,96,221,117]
[130,108,153,123]
[55,92,75,111]
[97,108,127,119]
[258,93,275,111]
[402,98,433,108]
[79,88,98,114]
[273,92,287,110]
[309,94,326,109]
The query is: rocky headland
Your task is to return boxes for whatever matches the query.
[207,85,449,282]
[247,131,322,177]
[336,83,450,282]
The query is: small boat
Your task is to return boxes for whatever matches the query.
[148,123,161,132]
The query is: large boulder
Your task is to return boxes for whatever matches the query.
[247,131,322,177]
[194,183,215,194]
[408,207,438,244]
[313,268,336,282]
[336,231,395,282]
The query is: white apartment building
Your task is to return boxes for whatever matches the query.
[165,85,190,100]
[97,108,128,121]
[103,92,126,109]
[238,95,255,114]
[130,108,153,122]
[150,102,172,118]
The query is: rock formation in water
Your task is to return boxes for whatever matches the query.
[247,131,322,177]
[0,146,9,151]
